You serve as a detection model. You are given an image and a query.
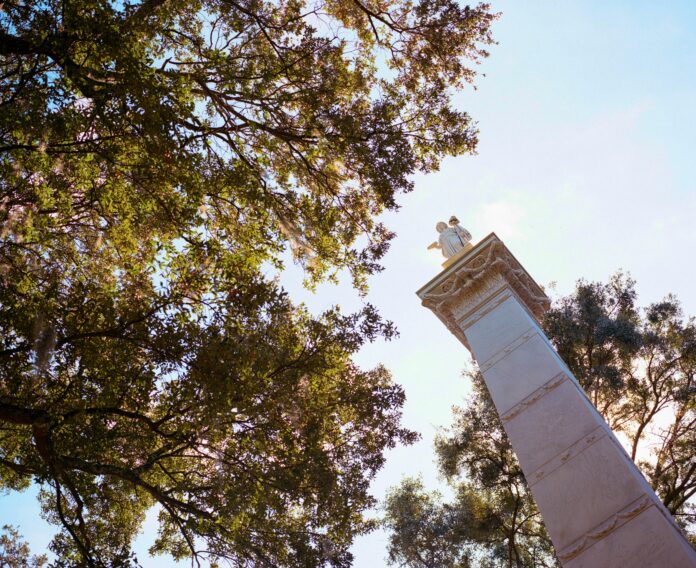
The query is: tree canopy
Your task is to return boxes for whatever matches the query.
[384,274,696,567]
[0,0,495,288]
[0,0,497,565]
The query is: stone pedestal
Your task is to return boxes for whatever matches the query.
[417,233,696,567]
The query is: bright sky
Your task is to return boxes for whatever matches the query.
[3,1,696,565]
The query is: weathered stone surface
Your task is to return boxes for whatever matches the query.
[531,434,646,550]
[565,506,696,568]
[463,294,536,363]
[480,331,566,416]
[417,233,696,568]
[501,375,601,475]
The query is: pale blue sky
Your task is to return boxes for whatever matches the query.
[3,1,696,565]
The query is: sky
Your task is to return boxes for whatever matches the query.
[3,0,696,565]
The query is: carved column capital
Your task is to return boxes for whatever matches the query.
[416,233,550,352]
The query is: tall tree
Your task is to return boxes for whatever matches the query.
[385,274,696,567]
[0,0,497,565]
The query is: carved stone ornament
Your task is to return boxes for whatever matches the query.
[556,495,653,561]
[501,371,567,423]
[416,233,550,352]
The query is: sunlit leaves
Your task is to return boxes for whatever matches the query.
[0,0,495,563]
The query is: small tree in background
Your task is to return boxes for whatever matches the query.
[0,525,48,567]
[385,274,696,567]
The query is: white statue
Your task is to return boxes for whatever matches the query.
[428,216,472,259]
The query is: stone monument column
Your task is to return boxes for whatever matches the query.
[417,232,696,568]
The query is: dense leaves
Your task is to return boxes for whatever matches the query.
[384,478,480,568]
[383,473,550,568]
[2,280,418,566]
[385,274,696,567]
[0,0,497,565]
[0,0,496,289]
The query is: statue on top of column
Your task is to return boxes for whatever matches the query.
[428,216,472,259]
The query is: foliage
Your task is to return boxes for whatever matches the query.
[384,478,470,568]
[0,0,496,290]
[385,371,558,568]
[0,0,497,565]
[383,475,543,568]
[545,273,696,527]
[385,274,696,567]
[0,524,48,567]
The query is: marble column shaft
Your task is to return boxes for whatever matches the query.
[417,233,696,568]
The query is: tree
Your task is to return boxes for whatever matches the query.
[383,476,539,568]
[0,525,48,568]
[385,371,558,568]
[385,274,696,566]
[383,478,470,568]
[0,0,497,565]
